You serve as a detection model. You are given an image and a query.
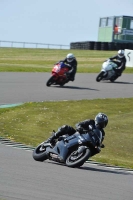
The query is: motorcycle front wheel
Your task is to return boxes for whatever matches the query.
[32,143,48,161]
[46,76,56,86]
[96,71,104,82]
[66,148,91,168]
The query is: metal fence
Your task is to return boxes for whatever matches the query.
[0,40,70,49]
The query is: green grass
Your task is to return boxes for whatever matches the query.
[0,47,133,73]
[0,98,133,169]
[0,47,133,169]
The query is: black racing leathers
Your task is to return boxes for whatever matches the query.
[75,119,105,143]
[53,119,105,144]
[109,55,126,74]
[60,58,77,81]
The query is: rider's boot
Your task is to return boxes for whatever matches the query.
[44,130,56,144]
[45,130,62,144]
[45,135,56,144]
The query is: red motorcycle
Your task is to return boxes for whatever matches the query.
[46,62,70,86]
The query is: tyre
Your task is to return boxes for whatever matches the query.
[32,144,48,161]
[94,42,101,50]
[88,41,95,50]
[59,79,69,86]
[108,42,115,50]
[110,76,117,82]
[96,71,104,82]
[110,78,115,82]
[66,148,91,168]
[101,42,108,50]
[59,83,65,86]
[46,76,55,86]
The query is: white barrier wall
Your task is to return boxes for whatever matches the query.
[125,49,133,67]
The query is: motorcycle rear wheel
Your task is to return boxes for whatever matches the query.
[32,144,48,161]
[59,79,68,86]
[110,75,118,82]
[65,148,91,168]
[46,76,55,86]
[96,71,104,82]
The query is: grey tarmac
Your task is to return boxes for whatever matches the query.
[0,72,133,200]
[0,72,133,105]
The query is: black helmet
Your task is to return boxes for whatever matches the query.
[95,113,108,129]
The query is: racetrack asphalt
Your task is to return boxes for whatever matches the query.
[0,72,133,200]
[0,72,133,105]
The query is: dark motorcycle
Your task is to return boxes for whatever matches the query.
[46,62,70,86]
[32,128,102,168]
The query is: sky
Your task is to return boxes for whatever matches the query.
[0,0,133,46]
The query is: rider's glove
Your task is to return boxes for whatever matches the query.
[76,126,84,133]
[101,144,105,148]
[88,125,93,131]
[66,63,71,67]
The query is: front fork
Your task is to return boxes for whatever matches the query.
[101,70,107,77]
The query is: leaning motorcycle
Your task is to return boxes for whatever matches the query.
[32,129,102,168]
[96,60,118,82]
[46,62,70,86]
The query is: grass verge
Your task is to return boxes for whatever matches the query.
[0,48,133,73]
[0,98,133,169]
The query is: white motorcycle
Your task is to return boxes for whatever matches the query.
[96,60,118,82]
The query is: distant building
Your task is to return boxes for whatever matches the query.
[70,15,133,50]
[98,15,133,43]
